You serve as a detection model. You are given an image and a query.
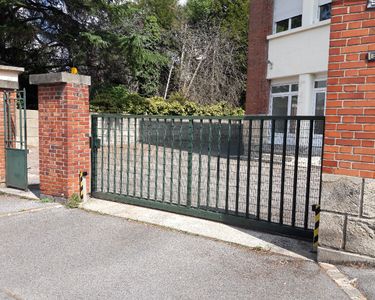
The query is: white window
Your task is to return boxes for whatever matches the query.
[270,83,299,133]
[313,80,327,134]
[273,0,303,33]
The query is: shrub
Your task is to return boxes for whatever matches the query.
[90,85,130,113]
[91,86,244,116]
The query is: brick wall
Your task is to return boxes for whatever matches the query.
[38,83,90,198]
[245,0,273,115]
[324,0,375,179]
[319,0,375,265]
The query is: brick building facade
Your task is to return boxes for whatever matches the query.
[319,0,375,264]
[247,0,375,264]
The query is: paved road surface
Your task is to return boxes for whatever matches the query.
[339,265,375,300]
[0,195,348,300]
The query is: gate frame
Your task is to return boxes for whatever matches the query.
[91,114,325,240]
[0,65,25,187]
[3,89,28,191]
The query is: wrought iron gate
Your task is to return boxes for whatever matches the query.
[3,89,28,190]
[91,114,325,239]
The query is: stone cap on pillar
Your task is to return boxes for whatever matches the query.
[29,72,91,86]
[0,65,24,90]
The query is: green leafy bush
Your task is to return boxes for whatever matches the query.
[91,86,244,116]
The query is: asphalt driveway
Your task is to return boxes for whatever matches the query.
[0,194,349,300]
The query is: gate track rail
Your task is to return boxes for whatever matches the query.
[91,114,325,240]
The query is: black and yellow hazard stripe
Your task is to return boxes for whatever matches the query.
[312,204,321,252]
[79,171,88,200]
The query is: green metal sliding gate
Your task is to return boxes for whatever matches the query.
[91,114,325,239]
[3,89,28,190]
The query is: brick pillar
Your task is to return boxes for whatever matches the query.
[319,0,375,265]
[245,0,273,115]
[29,73,91,199]
[0,65,24,184]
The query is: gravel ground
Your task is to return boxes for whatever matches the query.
[0,194,348,300]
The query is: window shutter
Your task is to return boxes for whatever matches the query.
[273,0,303,22]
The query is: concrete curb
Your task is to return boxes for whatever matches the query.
[81,198,315,261]
[0,187,40,201]
[318,247,375,267]
[320,263,367,300]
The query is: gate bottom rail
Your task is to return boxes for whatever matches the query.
[91,191,313,240]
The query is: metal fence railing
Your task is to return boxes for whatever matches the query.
[91,114,325,238]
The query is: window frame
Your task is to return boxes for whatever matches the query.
[319,3,332,22]
[270,83,299,117]
[269,83,299,140]
[274,14,303,34]
[313,80,327,135]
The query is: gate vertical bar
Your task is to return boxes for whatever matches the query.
[126,117,130,195]
[119,117,124,195]
[107,117,111,193]
[279,119,288,225]
[206,119,212,209]
[23,89,27,150]
[100,117,104,192]
[187,119,193,207]
[268,119,276,222]
[292,120,301,227]
[318,119,326,206]
[154,119,159,201]
[257,119,264,220]
[225,120,232,213]
[147,117,151,200]
[3,93,7,149]
[197,119,203,207]
[304,120,314,229]
[177,119,183,205]
[235,120,242,215]
[23,90,28,188]
[169,119,175,203]
[7,93,11,147]
[19,92,23,149]
[133,118,137,197]
[140,117,144,198]
[162,119,167,202]
[215,119,222,210]
[245,120,253,218]
[113,117,117,194]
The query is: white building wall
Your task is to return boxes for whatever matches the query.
[267,0,332,116]
[267,21,330,80]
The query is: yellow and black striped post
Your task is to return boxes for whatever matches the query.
[312,204,321,252]
[79,171,88,200]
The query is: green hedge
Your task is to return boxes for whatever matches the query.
[90,86,244,116]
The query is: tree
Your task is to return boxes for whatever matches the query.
[185,0,214,24]
[174,24,246,106]
[0,0,249,108]
[0,0,170,95]
[138,0,179,29]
